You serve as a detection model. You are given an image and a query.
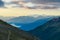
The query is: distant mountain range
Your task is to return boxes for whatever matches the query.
[7,16,53,24]
[8,16,37,24]
[28,16,60,40]
[0,16,15,21]
[1,15,60,40]
[7,16,53,31]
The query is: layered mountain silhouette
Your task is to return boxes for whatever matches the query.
[0,20,39,40]
[7,16,53,31]
[28,17,60,40]
[8,16,37,24]
[8,16,52,23]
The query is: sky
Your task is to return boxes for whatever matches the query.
[0,8,60,17]
[2,0,20,3]
[32,0,60,2]
[0,0,60,17]
[2,0,60,2]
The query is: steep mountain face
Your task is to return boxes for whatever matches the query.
[0,20,39,40]
[28,17,60,40]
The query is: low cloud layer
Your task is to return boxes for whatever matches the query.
[30,0,60,3]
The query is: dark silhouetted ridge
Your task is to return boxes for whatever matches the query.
[29,17,60,40]
[0,20,39,40]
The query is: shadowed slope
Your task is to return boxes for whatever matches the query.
[29,17,60,40]
[0,20,39,40]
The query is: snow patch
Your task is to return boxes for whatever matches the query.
[11,24,21,28]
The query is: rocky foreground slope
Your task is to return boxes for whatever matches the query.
[0,20,39,40]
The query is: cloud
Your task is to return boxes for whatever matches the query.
[2,0,12,3]
[31,0,60,3]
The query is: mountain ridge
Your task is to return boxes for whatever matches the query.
[28,16,60,40]
[7,16,53,31]
[0,19,39,40]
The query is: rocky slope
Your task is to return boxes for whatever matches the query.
[0,20,39,40]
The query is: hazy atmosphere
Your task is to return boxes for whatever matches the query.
[0,0,60,40]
